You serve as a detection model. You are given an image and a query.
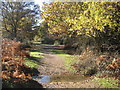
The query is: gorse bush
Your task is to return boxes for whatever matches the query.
[1,38,36,79]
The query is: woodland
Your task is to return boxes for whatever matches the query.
[1,1,120,88]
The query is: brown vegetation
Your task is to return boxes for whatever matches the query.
[2,38,33,79]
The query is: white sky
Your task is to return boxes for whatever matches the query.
[34,0,52,23]
[34,0,43,10]
[34,0,51,10]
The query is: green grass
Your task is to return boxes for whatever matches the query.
[64,55,77,73]
[64,55,80,73]
[93,77,119,88]
[51,49,64,54]
[30,51,44,58]
[24,42,45,68]
[24,59,38,69]
[24,51,44,69]
[32,41,41,44]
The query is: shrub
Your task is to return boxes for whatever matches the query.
[71,48,98,75]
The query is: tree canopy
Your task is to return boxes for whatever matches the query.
[1,2,40,42]
[41,2,120,49]
[41,2,120,37]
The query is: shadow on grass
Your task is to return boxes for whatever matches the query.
[42,45,75,55]
[51,49,65,54]
[30,49,44,53]
[27,56,40,62]
[27,56,44,66]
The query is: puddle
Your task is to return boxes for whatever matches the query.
[33,74,89,84]
[51,74,89,82]
[32,75,51,83]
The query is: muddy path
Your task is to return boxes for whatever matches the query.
[38,45,68,75]
[33,44,103,88]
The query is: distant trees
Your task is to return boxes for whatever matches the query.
[1,2,40,42]
[41,2,120,53]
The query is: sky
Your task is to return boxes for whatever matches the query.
[34,0,53,23]
[34,0,43,10]
[34,0,52,10]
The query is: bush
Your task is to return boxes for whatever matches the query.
[71,48,98,75]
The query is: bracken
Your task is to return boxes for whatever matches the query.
[2,38,32,79]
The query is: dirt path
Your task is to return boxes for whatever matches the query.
[37,45,103,88]
[38,52,68,75]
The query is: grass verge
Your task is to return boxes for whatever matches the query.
[93,77,119,88]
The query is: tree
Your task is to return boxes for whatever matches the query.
[41,2,120,51]
[41,2,84,37]
[1,2,40,42]
[42,2,120,36]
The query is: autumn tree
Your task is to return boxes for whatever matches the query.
[41,2,120,52]
[1,2,40,42]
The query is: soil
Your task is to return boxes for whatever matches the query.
[38,52,68,75]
